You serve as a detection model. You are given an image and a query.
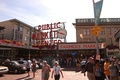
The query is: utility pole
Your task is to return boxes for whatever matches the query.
[91,0,103,60]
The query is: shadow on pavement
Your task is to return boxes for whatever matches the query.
[62,67,75,71]
[16,76,33,80]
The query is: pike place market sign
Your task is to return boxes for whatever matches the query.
[32,22,67,45]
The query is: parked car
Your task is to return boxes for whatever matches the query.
[3,61,26,74]
[17,60,28,68]
[18,60,39,69]
[0,66,8,76]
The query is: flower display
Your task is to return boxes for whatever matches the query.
[4,39,11,43]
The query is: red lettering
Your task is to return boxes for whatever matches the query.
[44,32,48,38]
[58,40,62,43]
[38,25,41,30]
[49,31,53,38]
[47,24,50,30]
[52,30,57,38]
[57,22,60,28]
[83,44,96,48]
[54,23,58,29]
[44,40,49,45]
[37,32,41,39]
[54,40,57,45]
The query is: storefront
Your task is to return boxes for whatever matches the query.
[58,42,106,58]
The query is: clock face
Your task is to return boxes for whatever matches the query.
[57,28,67,39]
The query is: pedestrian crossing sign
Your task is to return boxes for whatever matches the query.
[90,25,102,36]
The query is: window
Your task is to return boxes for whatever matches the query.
[108,28,111,35]
[83,29,86,35]
[25,36,28,41]
[83,29,90,35]
[12,29,14,38]
[20,26,23,31]
[86,38,91,42]
[86,29,90,34]
[2,34,4,39]
[26,29,29,34]
[83,38,91,42]
[100,29,105,35]
[20,34,22,39]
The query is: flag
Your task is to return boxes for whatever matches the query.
[93,0,103,25]
[80,34,83,39]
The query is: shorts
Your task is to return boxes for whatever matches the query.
[27,68,30,72]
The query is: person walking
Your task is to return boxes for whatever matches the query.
[31,60,37,79]
[51,61,64,80]
[81,59,86,72]
[75,58,81,72]
[84,57,95,80]
[42,60,51,80]
[26,60,31,76]
[108,60,119,80]
[94,60,104,80]
[104,58,110,80]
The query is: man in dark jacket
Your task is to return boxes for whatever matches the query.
[84,57,95,80]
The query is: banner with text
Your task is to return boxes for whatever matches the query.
[93,0,103,24]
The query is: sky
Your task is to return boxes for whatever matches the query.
[0,0,120,42]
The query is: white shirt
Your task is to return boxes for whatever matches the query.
[53,66,61,75]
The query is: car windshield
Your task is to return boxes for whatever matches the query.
[18,60,27,64]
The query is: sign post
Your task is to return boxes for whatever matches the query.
[92,0,103,60]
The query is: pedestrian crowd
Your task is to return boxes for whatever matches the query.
[3,56,120,80]
[84,56,120,80]
[25,59,63,80]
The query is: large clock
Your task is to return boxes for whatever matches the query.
[57,28,67,39]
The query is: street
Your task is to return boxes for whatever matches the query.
[0,67,88,80]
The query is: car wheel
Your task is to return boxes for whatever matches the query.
[14,69,18,74]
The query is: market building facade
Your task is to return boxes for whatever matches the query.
[73,18,120,58]
[0,18,120,64]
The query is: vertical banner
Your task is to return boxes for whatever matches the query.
[93,0,103,25]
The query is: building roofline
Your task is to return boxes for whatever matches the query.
[73,18,120,28]
[9,18,33,28]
